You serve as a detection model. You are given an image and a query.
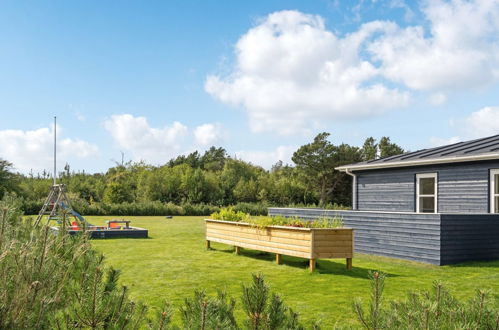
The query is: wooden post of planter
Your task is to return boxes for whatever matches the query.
[309,259,316,272]
[206,240,211,250]
[346,258,352,270]
[276,253,281,265]
[235,246,241,255]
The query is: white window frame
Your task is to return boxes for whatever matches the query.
[416,173,438,214]
[490,169,499,214]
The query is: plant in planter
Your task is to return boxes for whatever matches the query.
[210,208,344,229]
[206,208,353,272]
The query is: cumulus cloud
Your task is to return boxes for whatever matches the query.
[206,2,499,134]
[206,10,410,134]
[235,145,296,169]
[194,123,225,146]
[104,114,188,164]
[369,0,499,91]
[431,106,499,145]
[459,106,499,138]
[0,125,98,173]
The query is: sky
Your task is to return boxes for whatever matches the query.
[1,0,499,174]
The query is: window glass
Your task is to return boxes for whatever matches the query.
[495,196,499,214]
[495,174,499,194]
[420,197,435,213]
[419,177,435,195]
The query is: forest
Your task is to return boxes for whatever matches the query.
[0,133,404,215]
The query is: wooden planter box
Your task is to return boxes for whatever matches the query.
[205,219,353,271]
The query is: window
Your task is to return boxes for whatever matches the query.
[491,169,499,214]
[416,173,437,213]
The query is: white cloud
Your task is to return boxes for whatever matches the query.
[194,123,224,146]
[104,114,188,164]
[206,2,499,134]
[369,0,499,90]
[235,145,296,169]
[0,125,98,173]
[459,106,499,138]
[429,136,461,147]
[206,10,410,135]
[431,106,499,145]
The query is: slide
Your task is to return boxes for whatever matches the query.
[59,202,94,227]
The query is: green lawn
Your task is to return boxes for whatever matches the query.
[90,216,499,328]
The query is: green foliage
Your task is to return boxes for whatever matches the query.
[353,271,386,330]
[149,302,175,330]
[312,216,344,228]
[0,195,145,329]
[50,266,148,329]
[8,134,405,215]
[354,271,499,330]
[361,136,405,161]
[0,196,304,329]
[211,208,344,229]
[241,274,304,330]
[0,159,19,199]
[292,133,362,206]
[180,291,238,330]
[233,202,269,216]
[211,207,249,222]
[378,137,404,159]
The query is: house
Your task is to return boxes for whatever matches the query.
[269,134,499,265]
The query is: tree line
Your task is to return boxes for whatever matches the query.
[0,133,404,215]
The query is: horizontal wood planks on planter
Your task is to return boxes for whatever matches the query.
[205,219,354,272]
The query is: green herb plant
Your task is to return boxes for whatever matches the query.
[211,208,344,229]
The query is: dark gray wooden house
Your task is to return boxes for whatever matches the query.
[270,134,499,265]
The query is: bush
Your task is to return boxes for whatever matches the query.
[353,271,499,329]
[233,202,269,216]
[0,197,146,328]
[21,200,223,217]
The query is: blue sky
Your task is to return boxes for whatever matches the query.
[1,0,498,174]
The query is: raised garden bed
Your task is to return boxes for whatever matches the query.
[205,219,353,271]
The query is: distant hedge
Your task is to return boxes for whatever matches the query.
[21,200,271,217]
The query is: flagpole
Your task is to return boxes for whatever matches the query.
[54,116,57,186]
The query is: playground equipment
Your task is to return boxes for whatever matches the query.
[35,183,148,238]
[35,183,92,227]
[35,116,147,238]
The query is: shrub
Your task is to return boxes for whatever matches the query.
[353,271,499,330]
[233,202,268,216]
[241,274,304,330]
[180,291,238,330]
[23,200,223,217]
[0,197,145,328]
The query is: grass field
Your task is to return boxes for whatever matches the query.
[90,216,499,328]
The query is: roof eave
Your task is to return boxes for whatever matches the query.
[335,153,499,172]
